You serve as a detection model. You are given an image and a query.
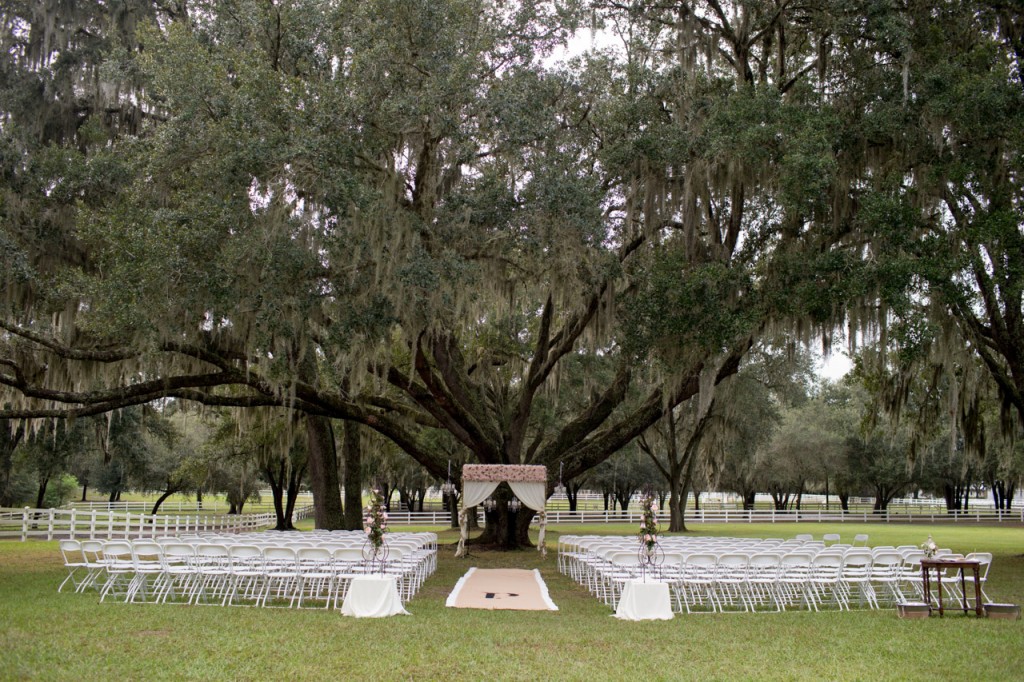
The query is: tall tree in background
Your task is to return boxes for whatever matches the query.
[3,0,1017,545]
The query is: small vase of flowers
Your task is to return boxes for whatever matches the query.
[921,534,938,558]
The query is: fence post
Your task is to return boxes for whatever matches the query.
[21,507,29,542]
[70,508,77,540]
[90,509,97,539]
[47,508,54,541]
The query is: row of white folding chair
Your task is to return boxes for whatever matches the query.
[559,536,823,592]
[79,540,429,608]
[178,532,437,554]
[580,549,909,614]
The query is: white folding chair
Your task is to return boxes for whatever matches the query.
[746,553,783,612]
[127,541,165,603]
[714,553,751,612]
[807,553,845,611]
[261,547,301,608]
[98,541,135,603]
[839,551,875,609]
[58,540,89,593]
[191,543,232,605]
[225,545,265,606]
[158,542,199,604]
[295,547,336,609]
[963,552,993,606]
[79,540,107,593]
[868,550,905,606]
[675,553,719,613]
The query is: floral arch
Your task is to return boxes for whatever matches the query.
[454,464,548,557]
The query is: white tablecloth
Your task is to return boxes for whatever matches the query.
[614,579,674,621]
[341,575,410,618]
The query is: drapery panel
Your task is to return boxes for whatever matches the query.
[508,481,548,554]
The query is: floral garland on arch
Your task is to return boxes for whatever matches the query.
[364,488,389,553]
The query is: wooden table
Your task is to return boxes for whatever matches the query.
[921,558,983,617]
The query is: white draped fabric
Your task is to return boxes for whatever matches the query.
[457,481,500,554]
[614,580,674,621]
[508,481,548,554]
[455,465,548,557]
[340,575,410,618]
[463,481,501,509]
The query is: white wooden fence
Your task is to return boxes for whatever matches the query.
[1,505,316,541]
[536,507,1024,525]
[6,502,1019,541]
[371,507,1024,526]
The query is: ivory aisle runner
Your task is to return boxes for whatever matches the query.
[445,568,559,611]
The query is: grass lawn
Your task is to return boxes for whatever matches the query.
[1,523,1022,681]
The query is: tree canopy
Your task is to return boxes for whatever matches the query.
[2,1,1021,539]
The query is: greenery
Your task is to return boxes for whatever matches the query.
[363,488,389,552]
[3,0,1020,543]
[638,492,659,552]
[2,524,1022,680]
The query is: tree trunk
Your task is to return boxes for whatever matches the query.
[81,484,88,502]
[992,480,1005,510]
[566,482,580,512]
[742,491,756,510]
[264,462,291,531]
[342,421,363,531]
[305,416,344,530]
[35,475,50,509]
[943,484,958,512]
[0,421,23,508]
[284,464,303,528]
[474,500,535,550]
[107,472,121,503]
[839,494,850,511]
[614,486,633,514]
[228,501,238,514]
[448,492,460,528]
[151,487,176,515]
[674,446,700,533]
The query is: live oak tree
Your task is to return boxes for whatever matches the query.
[835,1,1024,446]
[3,0,1009,547]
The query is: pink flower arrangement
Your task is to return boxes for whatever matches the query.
[363,488,388,551]
[638,492,659,552]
